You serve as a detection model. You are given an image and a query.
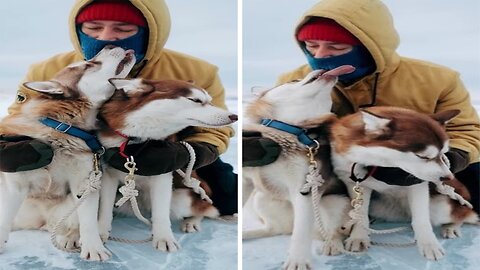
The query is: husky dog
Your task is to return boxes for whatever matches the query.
[0,46,135,261]
[329,106,478,260]
[243,66,354,269]
[96,78,237,252]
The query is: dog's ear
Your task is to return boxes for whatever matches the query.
[109,78,144,95]
[430,109,461,125]
[360,109,392,136]
[23,81,65,95]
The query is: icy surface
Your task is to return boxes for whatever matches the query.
[3,218,237,270]
[243,213,480,270]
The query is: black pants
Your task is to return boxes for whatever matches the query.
[456,162,480,214]
[196,158,238,216]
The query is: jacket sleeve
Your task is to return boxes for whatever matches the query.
[438,72,480,163]
[182,70,235,154]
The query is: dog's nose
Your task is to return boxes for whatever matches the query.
[440,175,454,182]
[229,114,238,121]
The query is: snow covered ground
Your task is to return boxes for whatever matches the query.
[243,208,480,270]
[3,218,236,270]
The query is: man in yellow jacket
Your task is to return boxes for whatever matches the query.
[243,0,480,212]
[0,0,237,215]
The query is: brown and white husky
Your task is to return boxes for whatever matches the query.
[243,66,354,270]
[329,106,478,260]
[96,78,237,252]
[0,46,135,261]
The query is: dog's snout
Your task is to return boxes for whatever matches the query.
[440,175,454,182]
[229,114,238,121]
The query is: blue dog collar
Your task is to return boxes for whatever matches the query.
[39,117,104,153]
[260,118,317,147]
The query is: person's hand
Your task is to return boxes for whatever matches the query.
[103,140,219,176]
[242,131,281,167]
[369,166,423,186]
[0,135,54,172]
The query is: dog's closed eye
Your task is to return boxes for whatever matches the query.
[415,154,434,160]
[188,98,203,103]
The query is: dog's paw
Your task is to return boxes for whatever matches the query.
[56,232,81,250]
[319,238,344,256]
[153,235,181,252]
[79,242,111,261]
[98,226,111,243]
[282,257,312,270]
[417,239,445,260]
[100,232,110,244]
[345,236,370,252]
[181,218,201,233]
[98,223,112,243]
[441,224,461,239]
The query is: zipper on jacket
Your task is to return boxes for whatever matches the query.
[131,60,148,78]
[359,72,379,108]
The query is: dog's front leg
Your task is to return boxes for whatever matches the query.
[70,181,111,261]
[0,175,28,253]
[150,173,180,252]
[97,169,119,243]
[408,182,445,260]
[283,190,314,270]
[344,182,372,252]
[316,194,350,256]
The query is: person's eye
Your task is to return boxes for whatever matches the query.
[116,28,136,33]
[84,26,102,31]
[329,46,349,51]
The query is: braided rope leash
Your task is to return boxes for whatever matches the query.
[435,182,473,208]
[50,153,103,252]
[300,143,336,245]
[300,142,369,255]
[345,182,416,248]
[300,144,329,239]
[435,154,472,208]
[175,141,213,204]
[109,141,211,243]
[114,156,151,226]
[109,156,153,244]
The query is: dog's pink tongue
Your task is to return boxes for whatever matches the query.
[322,65,356,77]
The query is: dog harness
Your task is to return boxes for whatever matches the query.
[260,118,318,147]
[39,117,104,153]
